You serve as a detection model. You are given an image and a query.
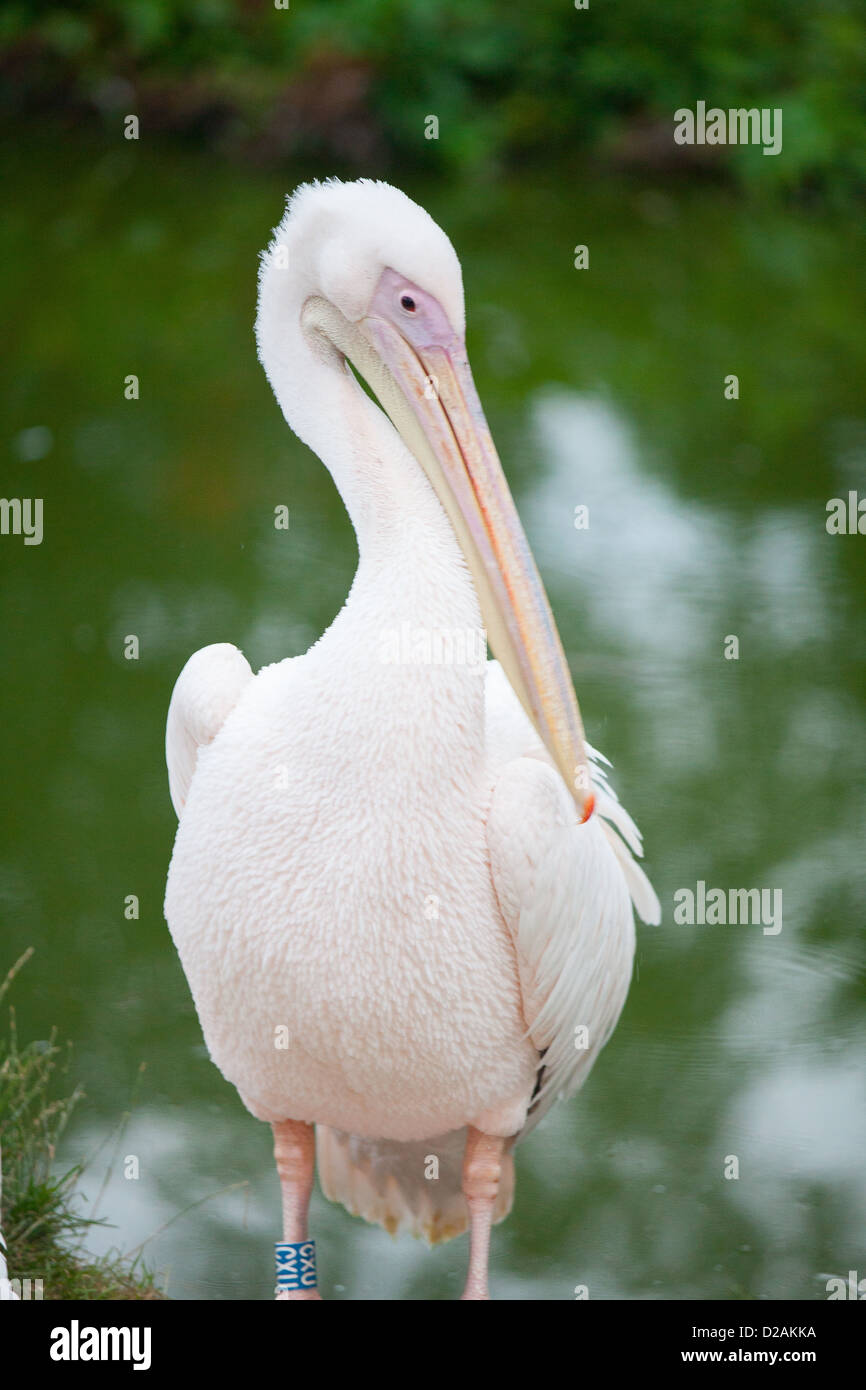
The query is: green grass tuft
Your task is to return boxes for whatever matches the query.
[0,950,165,1300]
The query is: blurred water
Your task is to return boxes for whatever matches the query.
[1,136,864,1299]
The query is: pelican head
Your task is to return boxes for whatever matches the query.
[256,178,593,818]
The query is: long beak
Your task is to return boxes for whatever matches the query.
[300,296,594,820]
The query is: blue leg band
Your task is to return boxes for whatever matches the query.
[275,1240,317,1292]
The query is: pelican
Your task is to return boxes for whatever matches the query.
[164,179,660,1301]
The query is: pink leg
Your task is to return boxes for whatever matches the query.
[461,1126,507,1300]
[273,1119,321,1301]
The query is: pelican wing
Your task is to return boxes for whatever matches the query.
[485,662,660,1134]
[165,643,253,816]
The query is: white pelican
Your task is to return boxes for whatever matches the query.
[164,179,660,1301]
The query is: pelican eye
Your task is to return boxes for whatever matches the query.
[400,294,416,313]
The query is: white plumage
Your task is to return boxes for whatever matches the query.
[164,179,660,1291]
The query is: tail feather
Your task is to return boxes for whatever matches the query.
[316,1125,515,1244]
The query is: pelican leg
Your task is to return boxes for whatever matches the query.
[273,1119,321,1301]
[460,1126,507,1300]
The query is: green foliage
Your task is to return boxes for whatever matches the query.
[0,952,163,1299]
[1,0,864,194]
